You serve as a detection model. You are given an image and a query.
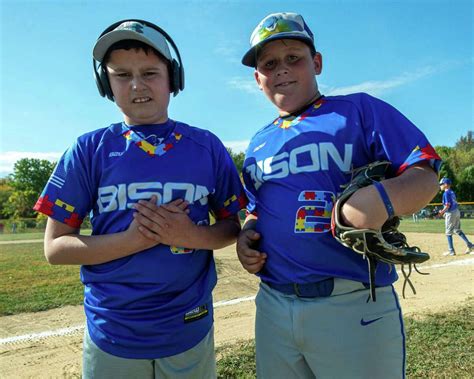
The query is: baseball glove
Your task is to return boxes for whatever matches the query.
[331,161,430,301]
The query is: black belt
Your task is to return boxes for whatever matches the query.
[263,278,334,298]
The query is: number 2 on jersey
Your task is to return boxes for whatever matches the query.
[294,190,335,233]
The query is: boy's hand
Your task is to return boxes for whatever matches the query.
[133,196,195,247]
[124,217,160,251]
[236,229,267,274]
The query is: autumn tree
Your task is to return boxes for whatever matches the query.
[0,178,13,218]
[434,131,473,202]
[4,158,56,218]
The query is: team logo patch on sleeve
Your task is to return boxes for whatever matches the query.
[184,305,208,323]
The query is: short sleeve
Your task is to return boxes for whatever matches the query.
[33,138,96,228]
[359,94,442,176]
[207,136,247,219]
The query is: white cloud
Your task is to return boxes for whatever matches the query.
[323,65,438,97]
[223,140,249,153]
[227,77,260,94]
[214,43,241,64]
[0,151,61,177]
[214,46,239,63]
[230,65,440,97]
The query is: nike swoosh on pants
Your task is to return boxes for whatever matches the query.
[360,316,383,326]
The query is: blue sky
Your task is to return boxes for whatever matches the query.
[1,0,472,177]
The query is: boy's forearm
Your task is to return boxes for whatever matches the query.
[187,216,241,250]
[45,218,156,265]
[380,163,439,218]
[46,233,146,265]
[342,163,438,229]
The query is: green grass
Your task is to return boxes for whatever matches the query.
[215,300,474,378]
[405,299,473,378]
[0,243,83,315]
[217,340,256,378]
[399,218,474,234]
[0,231,45,241]
[0,229,92,241]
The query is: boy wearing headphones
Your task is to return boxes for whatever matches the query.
[34,20,246,378]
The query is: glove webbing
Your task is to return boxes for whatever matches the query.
[366,258,430,302]
[392,237,430,299]
[400,263,430,299]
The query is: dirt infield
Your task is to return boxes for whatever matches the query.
[1,232,473,378]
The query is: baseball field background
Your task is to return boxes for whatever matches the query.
[1,218,473,378]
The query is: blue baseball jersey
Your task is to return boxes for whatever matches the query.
[34,119,247,359]
[442,189,458,212]
[242,93,441,286]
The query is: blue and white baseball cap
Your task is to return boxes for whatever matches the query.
[242,12,315,67]
[93,21,172,63]
[439,177,452,185]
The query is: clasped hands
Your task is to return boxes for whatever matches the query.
[130,195,197,248]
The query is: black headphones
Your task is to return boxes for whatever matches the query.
[93,19,185,101]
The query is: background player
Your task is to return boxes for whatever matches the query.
[34,19,246,378]
[438,177,473,255]
[237,12,440,378]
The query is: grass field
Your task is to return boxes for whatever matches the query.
[0,229,92,241]
[0,243,82,315]
[0,231,45,241]
[399,217,474,233]
[216,300,474,378]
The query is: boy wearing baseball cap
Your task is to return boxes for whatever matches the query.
[238,12,441,377]
[438,177,473,255]
[34,19,246,378]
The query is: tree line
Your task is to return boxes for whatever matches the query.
[433,131,473,203]
[0,132,472,220]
